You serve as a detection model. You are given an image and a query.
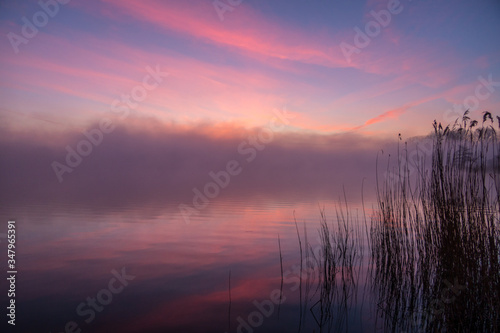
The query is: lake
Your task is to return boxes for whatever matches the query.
[1,192,383,333]
[2,125,499,333]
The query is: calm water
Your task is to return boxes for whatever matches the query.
[0,194,382,333]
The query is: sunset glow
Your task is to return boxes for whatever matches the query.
[2,0,499,138]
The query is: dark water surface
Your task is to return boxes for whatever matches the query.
[0,195,382,333]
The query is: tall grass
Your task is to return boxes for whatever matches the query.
[295,199,366,333]
[292,112,499,332]
[371,111,500,332]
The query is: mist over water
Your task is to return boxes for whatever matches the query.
[2,118,499,332]
[0,122,387,332]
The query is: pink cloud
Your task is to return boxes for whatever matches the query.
[91,0,350,69]
[1,26,334,131]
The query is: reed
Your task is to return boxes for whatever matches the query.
[292,112,499,332]
[304,198,365,333]
[371,111,500,332]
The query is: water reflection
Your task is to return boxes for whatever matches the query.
[3,190,498,332]
[3,120,499,332]
[2,194,371,332]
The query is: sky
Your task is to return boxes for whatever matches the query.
[1,0,500,199]
[1,0,499,137]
